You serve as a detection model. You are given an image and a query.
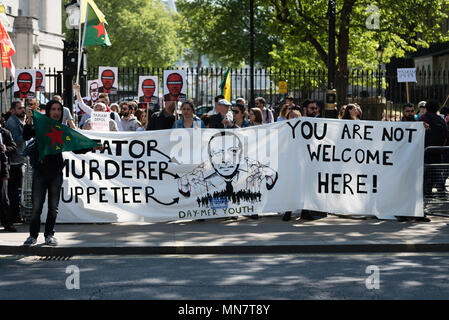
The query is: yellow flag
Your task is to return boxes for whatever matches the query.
[80,0,107,24]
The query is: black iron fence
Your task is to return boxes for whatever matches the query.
[2,67,449,121]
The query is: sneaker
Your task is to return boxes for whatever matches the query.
[23,236,37,246]
[45,236,58,246]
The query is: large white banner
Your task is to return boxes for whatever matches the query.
[53,118,424,222]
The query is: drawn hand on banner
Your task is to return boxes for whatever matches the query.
[245,158,278,194]
[178,166,209,197]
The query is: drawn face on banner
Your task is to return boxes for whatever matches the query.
[35,71,43,91]
[100,69,115,91]
[17,72,33,95]
[142,79,156,98]
[167,73,183,96]
[208,132,243,179]
[89,81,99,102]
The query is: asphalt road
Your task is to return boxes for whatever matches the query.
[1,253,449,300]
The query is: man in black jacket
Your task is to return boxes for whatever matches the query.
[208,99,233,129]
[23,100,102,246]
[0,123,17,232]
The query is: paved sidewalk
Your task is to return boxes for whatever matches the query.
[1,214,449,255]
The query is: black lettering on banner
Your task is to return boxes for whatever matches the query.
[87,187,96,204]
[72,159,86,179]
[341,124,373,140]
[129,140,145,158]
[318,173,378,194]
[122,187,130,204]
[102,140,112,155]
[105,160,120,179]
[89,160,101,180]
[382,127,417,143]
[136,161,147,179]
[75,186,84,203]
[121,160,133,178]
[99,187,108,203]
[111,140,128,156]
[61,187,72,202]
[132,187,142,203]
[287,120,327,140]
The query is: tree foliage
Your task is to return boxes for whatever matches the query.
[177,0,278,67]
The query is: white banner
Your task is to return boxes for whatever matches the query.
[52,118,424,223]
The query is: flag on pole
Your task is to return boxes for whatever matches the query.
[82,0,111,47]
[32,110,99,161]
[0,18,15,75]
[220,68,231,102]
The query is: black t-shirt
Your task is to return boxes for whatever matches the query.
[147,109,175,131]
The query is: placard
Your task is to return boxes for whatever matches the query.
[138,76,159,105]
[14,69,36,98]
[35,69,45,92]
[90,111,110,131]
[397,68,416,83]
[98,66,118,94]
[163,70,187,102]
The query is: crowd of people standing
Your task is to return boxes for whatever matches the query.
[0,85,447,244]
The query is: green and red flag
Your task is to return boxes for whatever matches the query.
[82,0,111,47]
[32,110,99,161]
[219,68,231,102]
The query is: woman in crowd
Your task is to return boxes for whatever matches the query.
[341,103,362,120]
[277,104,291,121]
[173,101,205,128]
[249,107,263,126]
[135,109,148,131]
[82,102,118,131]
[230,103,251,128]
[286,109,302,120]
[110,103,120,115]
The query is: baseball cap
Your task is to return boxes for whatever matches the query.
[418,101,426,108]
[217,99,232,106]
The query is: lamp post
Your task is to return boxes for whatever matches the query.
[63,0,81,112]
[376,44,384,99]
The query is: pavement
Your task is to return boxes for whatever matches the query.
[1,213,449,255]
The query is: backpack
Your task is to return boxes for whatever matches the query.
[426,113,448,147]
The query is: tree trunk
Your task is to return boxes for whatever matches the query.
[335,0,355,107]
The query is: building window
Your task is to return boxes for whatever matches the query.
[6,6,11,14]
[18,9,22,16]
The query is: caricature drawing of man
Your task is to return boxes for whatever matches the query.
[177,131,278,207]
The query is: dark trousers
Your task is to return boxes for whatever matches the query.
[8,164,23,220]
[29,170,63,239]
[0,179,13,228]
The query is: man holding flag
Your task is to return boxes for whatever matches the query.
[22,100,103,247]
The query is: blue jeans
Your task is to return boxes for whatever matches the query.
[29,170,63,239]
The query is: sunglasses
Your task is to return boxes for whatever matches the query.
[232,109,240,114]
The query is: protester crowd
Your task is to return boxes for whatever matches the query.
[0,83,447,245]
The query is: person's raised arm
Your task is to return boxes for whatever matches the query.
[73,83,93,116]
